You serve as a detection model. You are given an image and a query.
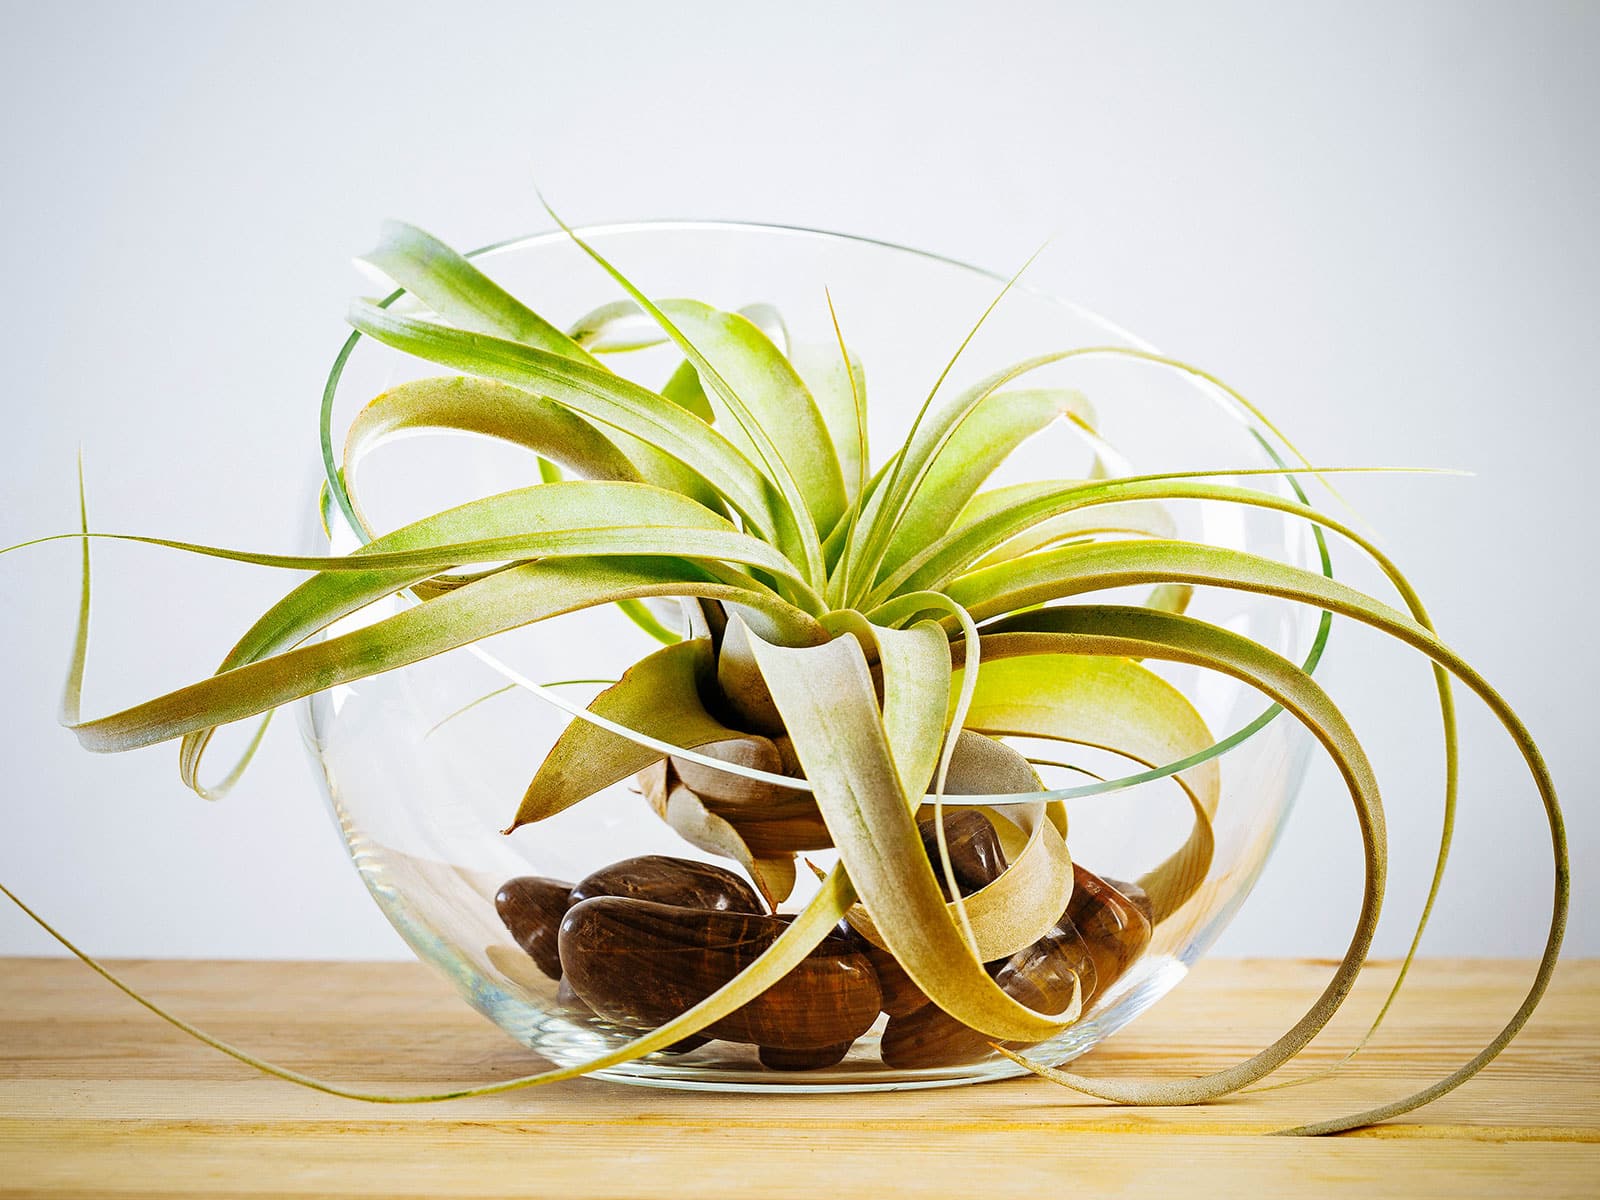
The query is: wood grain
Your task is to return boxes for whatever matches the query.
[1,956,1595,1198]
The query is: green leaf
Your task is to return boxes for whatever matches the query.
[928,549,1563,1134]
[343,375,640,491]
[659,358,715,421]
[876,469,1402,603]
[961,487,1177,571]
[850,340,1342,603]
[969,604,1386,1111]
[347,302,786,551]
[69,555,820,757]
[656,300,848,537]
[613,597,682,645]
[789,334,868,507]
[0,867,859,1103]
[566,299,664,352]
[538,205,827,586]
[954,648,1219,924]
[861,619,952,803]
[510,638,743,831]
[875,388,1096,581]
[82,480,820,791]
[846,802,1074,963]
[356,227,725,517]
[360,221,586,356]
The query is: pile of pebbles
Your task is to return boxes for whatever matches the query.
[495,811,1151,1071]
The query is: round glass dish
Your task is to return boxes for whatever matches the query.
[299,221,1323,1092]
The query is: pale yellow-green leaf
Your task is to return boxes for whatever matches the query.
[0,869,856,1103]
[744,625,1081,1042]
[510,638,742,831]
[347,302,786,549]
[70,557,820,756]
[954,650,1218,924]
[876,388,1096,581]
[847,803,1074,962]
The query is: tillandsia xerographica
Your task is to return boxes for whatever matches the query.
[7,209,1567,1136]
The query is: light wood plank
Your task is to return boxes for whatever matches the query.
[1,957,1595,1198]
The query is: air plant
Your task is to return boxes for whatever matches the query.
[9,212,1566,1137]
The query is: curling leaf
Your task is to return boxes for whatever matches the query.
[744,623,1081,1041]
[343,376,640,489]
[638,761,798,908]
[357,223,722,511]
[968,604,1388,1109]
[360,221,581,354]
[954,649,1218,924]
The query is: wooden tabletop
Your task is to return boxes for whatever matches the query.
[1,956,1594,1198]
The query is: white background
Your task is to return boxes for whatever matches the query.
[1,1,1593,966]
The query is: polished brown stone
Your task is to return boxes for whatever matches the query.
[853,934,929,1018]
[879,865,1148,1070]
[917,809,1007,896]
[1101,874,1154,923]
[1067,865,1152,987]
[554,972,707,1055]
[758,1042,853,1070]
[494,876,573,980]
[998,913,1099,1013]
[570,854,765,914]
[558,897,883,1051]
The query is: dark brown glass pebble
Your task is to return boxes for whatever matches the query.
[998,914,1099,1013]
[854,935,929,1018]
[918,810,1007,896]
[759,1042,853,1071]
[570,854,765,914]
[880,865,1148,1070]
[495,876,573,980]
[1067,865,1152,987]
[556,960,710,1055]
[1101,875,1154,924]
[558,897,882,1050]
[555,976,591,1012]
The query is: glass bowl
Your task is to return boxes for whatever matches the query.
[299,221,1323,1092]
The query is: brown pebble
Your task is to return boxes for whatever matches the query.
[559,897,882,1050]
[917,810,1007,896]
[759,1042,853,1070]
[1100,874,1154,923]
[1067,865,1152,988]
[570,854,765,914]
[840,927,929,1018]
[556,965,709,1055]
[555,976,591,1012]
[495,876,573,980]
[880,865,1148,1070]
[998,913,1099,1014]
